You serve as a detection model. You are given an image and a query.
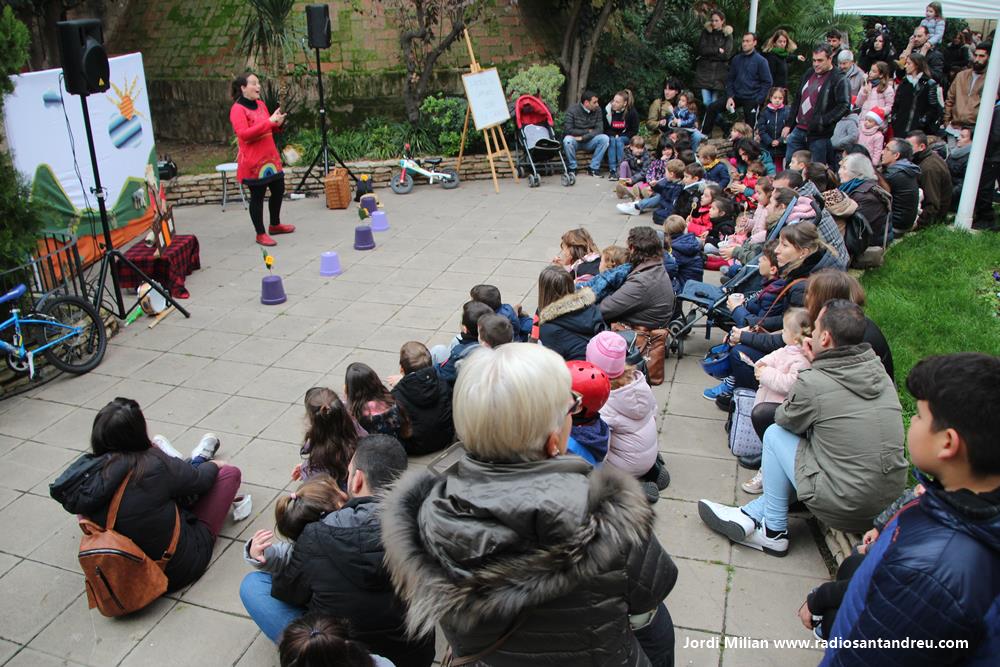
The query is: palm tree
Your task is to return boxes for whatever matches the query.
[239,0,301,107]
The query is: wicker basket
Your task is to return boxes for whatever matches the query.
[324,169,351,209]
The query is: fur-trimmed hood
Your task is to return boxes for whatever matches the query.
[538,287,597,324]
[704,21,733,35]
[380,455,654,638]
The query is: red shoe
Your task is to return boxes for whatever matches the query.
[268,224,296,235]
[256,233,277,247]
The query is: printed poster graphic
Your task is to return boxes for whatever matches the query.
[4,53,160,263]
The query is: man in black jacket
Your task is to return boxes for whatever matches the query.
[880,138,921,236]
[240,435,434,667]
[782,43,850,169]
[562,90,610,176]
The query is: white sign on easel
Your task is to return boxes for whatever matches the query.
[461,68,510,131]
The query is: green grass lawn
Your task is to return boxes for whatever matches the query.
[861,227,1000,422]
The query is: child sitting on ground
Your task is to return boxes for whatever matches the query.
[434,300,493,384]
[390,341,454,455]
[623,142,676,203]
[477,313,514,348]
[645,140,673,184]
[586,332,670,504]
[664,215,704,294]
[698,143,731,188]
[278,615,394,667]
[674,163,707,221]
[292,387,362,486]
[668,90,698,131]
[687,182,720,237]
[741,308,812,494]
[578,245,631,302]
[551,227,602,280]
[859,107,886,168]
[565,360,612,466]
[787,149,811,173]
[346,362,411,441]
[615,135,651,191]
[728,160,767,212]
[646,158,687,223]
[724,240,787,327]
[703,194,737,252]
[469,284,532,342]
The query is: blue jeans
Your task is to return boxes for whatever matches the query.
[608,135,628,173]
[563,134,610,171]
[636,193,662,212]
[741,424,800,531]
[240,571,306,643]
[784,127,834,169]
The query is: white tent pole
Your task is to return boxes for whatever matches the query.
[954,25,1000,230]
[749,0,759,34]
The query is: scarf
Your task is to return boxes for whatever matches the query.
[767,102,785,111]
[839,177,866,195]
[771,47,789,58]
[702,158,721,171]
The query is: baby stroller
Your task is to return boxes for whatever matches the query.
[514,95,576,188]
[665,263,762,358]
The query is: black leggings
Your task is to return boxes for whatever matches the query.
[247,175,285,235]
[751,402,780,441]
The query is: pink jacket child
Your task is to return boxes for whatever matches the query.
[752,308,813,405]
[586,332,659,477]
[857,81,895,119]
[859,108,887,168]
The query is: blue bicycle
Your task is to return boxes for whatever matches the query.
[0,284,107,377]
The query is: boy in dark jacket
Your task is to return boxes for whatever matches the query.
[437,301,493,386]
[390,342,454,455]
[469,284,532,342]
[697,143,731,188]
[649,159,687,224]
[674,163,707,223]
[242,435,435,667]
[704,195,737,250]
[663,215,704,293]
[821,353,1000,667]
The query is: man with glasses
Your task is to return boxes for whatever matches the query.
[781,43,850,169]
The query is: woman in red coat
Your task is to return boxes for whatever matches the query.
[229,73,295,247]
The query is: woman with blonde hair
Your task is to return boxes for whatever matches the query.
[381,343,679,666]
[761,28,805,89]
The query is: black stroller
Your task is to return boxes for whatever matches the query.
[666,263,763,358]
[513,95,576,188]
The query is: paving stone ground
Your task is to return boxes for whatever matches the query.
[0,175,832,666]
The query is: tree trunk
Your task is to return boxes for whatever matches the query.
[575,0,614,98]
[644,0,667,40]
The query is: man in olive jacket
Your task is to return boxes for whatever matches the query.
[700,300,907,557]
[906,130,952,227]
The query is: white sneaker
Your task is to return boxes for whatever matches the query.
[616,202,640,215]
[741,471,763,494]
[152,435,183,459]
[734,519,789,557]
[698,499,755,542]
[190,433,220,461]
[232,495,253,521]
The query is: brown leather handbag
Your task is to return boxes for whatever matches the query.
[610,323,668,385]
[77,471,180,617]
[747,278,807,333]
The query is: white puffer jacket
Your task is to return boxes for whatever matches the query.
[601,371,659,476]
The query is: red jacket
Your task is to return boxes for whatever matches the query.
[229,99,283,183]
[687,206,713,236]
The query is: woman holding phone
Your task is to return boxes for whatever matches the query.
[229,73,294,247]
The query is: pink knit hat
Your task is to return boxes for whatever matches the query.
[865,107,886,126]
[586,331,627,379]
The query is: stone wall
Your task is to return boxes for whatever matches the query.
[164,154,528,206]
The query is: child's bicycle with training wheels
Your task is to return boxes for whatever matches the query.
[0,284,107,378]
[389,143,460,194]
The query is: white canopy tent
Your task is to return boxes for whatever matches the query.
[833,0,1000,230]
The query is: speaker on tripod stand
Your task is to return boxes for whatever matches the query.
[306,3,331,49]
[56,19,189,321]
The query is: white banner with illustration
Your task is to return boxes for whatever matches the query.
[4,52,159,263]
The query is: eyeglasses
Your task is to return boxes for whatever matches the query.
[568,391,583,416]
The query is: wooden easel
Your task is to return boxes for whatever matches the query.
[456,29,518,193]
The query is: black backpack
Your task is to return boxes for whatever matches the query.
[844,210,873,260]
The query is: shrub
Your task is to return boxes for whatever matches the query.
[419,95,470,157]
[506,64,565,113]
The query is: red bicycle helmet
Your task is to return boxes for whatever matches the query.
[566,361,611,420]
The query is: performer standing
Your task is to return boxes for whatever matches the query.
[229,73,295,247]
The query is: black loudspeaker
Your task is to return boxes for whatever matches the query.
[306,4,331,49]
[57,19,110,96]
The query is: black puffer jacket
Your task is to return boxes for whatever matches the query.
[391,366,454,456]
[50,449,219,591]
[270,497,434,667]
[381,455,678,667]
[538,287,607,361]
[693,24,734,91]
[891,74,942,137]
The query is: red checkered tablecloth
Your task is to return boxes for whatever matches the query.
[118,234,200,298]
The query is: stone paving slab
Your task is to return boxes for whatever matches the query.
[0,178,830,666]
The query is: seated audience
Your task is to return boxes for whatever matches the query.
[663,215,704,294]
[381,343,679,666]
[700,300,907,555]
[241,436,434,666]
[435,301,493,385]
[857,107,886,168]
[294,387,361,485]
[822,353,1000,666]
[838,153,891,246]
[600,226,676,329]
[562,90,610,176]
[390,342,454,456]
[278,614,395,667]
[469,284,532,342]
[773,169,850,269]
[552,227,602,280]
[537,265,607,361]
[880,139,921,236]
[578,245,631,302]
[906,130,952,227]
[947,125,973,205]
[687,183,721,237]
[565,359,612,465]
[478,312,514,348]
[346,363,411,441]
[725,239,786,329]
[698,143,732,188]
[703,195,738,251]
[51,398,242,596]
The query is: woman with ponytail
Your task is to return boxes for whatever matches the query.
[279,615,394,666]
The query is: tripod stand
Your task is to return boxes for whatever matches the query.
[77,94,190,320]
[294,46,365,194]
